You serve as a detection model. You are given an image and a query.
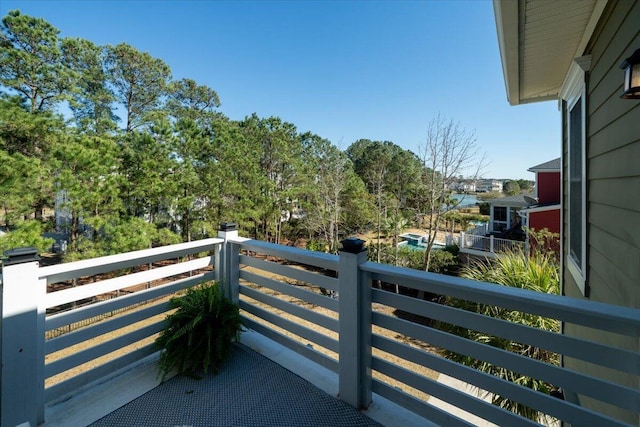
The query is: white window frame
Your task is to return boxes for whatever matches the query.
[560,59,588,295]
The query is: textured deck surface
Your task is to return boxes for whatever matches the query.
[90,344,381,427]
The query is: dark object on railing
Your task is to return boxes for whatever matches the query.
[219,222,237,231]
[2,247,39,266]
[340,237,366,254]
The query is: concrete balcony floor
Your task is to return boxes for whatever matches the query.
[44,331,432,427]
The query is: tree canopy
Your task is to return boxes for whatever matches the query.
[0,10,486,262]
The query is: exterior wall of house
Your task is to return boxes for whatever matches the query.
[562,1,640,424]
[536,172,560,204]
[529,209,560,234]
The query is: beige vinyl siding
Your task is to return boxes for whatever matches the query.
[562,1,640,424]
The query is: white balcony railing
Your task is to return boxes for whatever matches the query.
[1,228,638,426]
[458,231,527,258]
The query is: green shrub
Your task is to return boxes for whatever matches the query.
[306,238,328,252]
[0,220,54,254]
[428,249,458,275]
[156,282,242,381]
[439,250,560,420]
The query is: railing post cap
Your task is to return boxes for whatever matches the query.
[3,246,40,266]
[219,222,237,231]
[340,237,366,254]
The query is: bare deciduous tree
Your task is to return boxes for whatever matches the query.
[418,115,486,271]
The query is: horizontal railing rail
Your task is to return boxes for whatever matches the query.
[230,238,340,373]
[2,229,638,427]
[39,238,223,284]
[362,261,639,426]
[42,243,220,404]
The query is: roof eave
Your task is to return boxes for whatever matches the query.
[493,0,609,106]
[493,0,520,106]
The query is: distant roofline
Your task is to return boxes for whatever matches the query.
[528,158,560,173]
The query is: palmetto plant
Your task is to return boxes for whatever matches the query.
[156,282,242,381]
[440,250,560,421]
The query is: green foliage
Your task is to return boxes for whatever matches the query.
[0,220,54,254]
[440,250,560,420]
[155,282,242,381]
[478,201,490,215]
[441,211,488,232]
[64,218,179,261]
[0,10,75,113]
[105,42,172,131]
[503,180,521,195]
[426,248,458,274]
[306,238,328,253]
[369,244,460,274]
[0,11,487,261]
[516,179,534,192]
[166,78,220,121]
[526,227,560,260]
[61,37,117,132]
[476,191,503,200]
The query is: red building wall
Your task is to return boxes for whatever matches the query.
[529,209,560,234]
[537,172,560,204]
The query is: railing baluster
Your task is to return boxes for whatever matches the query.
[1,247,46,427]
[218,222,240,303]
[338,238,371,409]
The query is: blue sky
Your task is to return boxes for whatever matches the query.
[1,1,560,179]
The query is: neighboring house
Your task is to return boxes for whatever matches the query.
[487,194,528,234]
[476,179,503,193]
[453,180,477,193]
[494,0,639,424]
[518,158,561,251]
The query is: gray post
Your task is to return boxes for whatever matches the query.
[338,237,371,409]
[217,223,240,305]
[1,247,46,426]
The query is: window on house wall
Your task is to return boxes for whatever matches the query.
[492,206,508,232]
[494,206,507,221]
[562,58,588,294]
[569,98,583,270]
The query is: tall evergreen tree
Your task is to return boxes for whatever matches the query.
[62,37,118,132]
[0,10,74,113]
[240,114,306,243]
[105,43,172,132]
[53,132,122,249]
[166,78,220,122]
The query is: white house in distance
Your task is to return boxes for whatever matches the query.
[475,179,503,193]
[487,194,527,234]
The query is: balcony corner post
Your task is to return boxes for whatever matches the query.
[217,223,240,305]
[338,237,371,410]
[1,247,46,427]
[490,234,495,253]
[459,231,465,247]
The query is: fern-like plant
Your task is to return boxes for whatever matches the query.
[439,249,560,421]
[156,282,242,381]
